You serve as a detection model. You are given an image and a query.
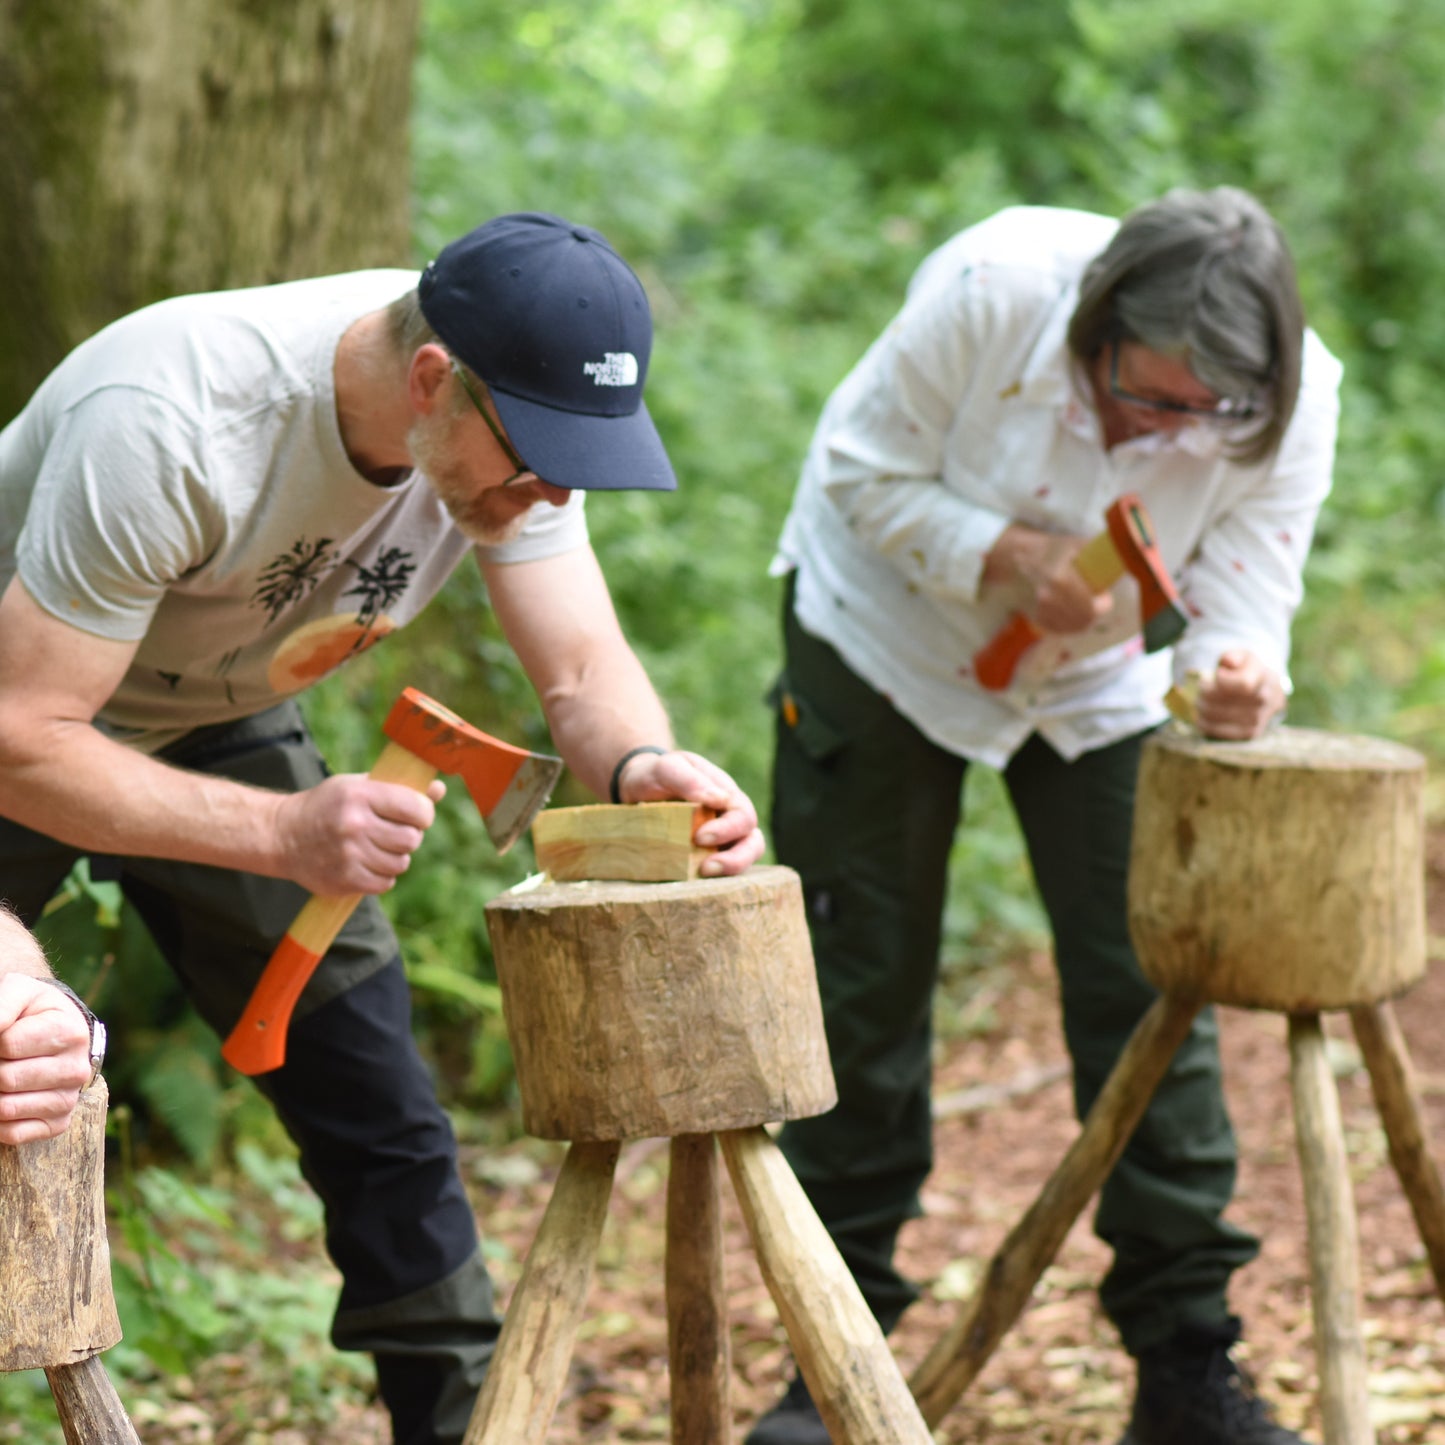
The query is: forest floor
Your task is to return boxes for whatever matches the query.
[440,832,1445,1445]
[65,839,1445,1444]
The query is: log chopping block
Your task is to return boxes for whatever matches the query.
[464,864,933,1445]
[0,1079,140,1444]
[911,726,1442,1445]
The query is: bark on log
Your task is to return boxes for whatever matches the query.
[0,1082,121,1371]
[1128,725,1426,1011]
[0,0,419,419]
[485,866,836,1141]
[44,1354,141,1445]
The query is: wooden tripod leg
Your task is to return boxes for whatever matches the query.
[1349,1000,1445,1303]
[719,1126,931,1445]
[666,1134,730,1445]
[45,1357,141,1445]
[463,1140,620,1445]
[910,990,1202,1427]
[1289,1014,1375,1445]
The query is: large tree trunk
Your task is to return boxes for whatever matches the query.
[0,0,420,419]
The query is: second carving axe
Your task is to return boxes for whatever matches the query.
[973,493,1187,691]
[221,687,562,1076]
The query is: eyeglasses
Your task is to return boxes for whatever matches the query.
[1108,343,1263,424]
[450,361,539,487]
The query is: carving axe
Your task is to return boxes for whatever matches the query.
[222,687,562,1076]
[973,493,1187,691]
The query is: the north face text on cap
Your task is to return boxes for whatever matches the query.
[583,352,639,387]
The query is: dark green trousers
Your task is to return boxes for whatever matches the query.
[770,597,1258,1352]
[0,701,498,1445]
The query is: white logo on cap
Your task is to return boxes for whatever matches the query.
[583,352,639,387]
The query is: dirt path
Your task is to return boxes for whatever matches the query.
[455,848,1445,1444]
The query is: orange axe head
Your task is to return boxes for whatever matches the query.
[383,688,563,852]
[1103,494,1187,653]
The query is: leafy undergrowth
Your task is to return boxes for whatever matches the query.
[6,851,1445,1444]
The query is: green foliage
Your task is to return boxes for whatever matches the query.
[35,0,1442,1294]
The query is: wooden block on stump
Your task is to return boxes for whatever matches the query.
[1128,724,1426,1011]
[531,802,715,882]
[485,865,836,1141]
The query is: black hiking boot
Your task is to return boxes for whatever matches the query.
[1119,1316,1310,1444]
[744,1371,830,1445]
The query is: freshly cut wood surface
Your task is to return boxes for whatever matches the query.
[1129,725,1426,1010]
[486,866,836,1141]
[531,802,715,882]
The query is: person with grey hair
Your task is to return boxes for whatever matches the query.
[747,188,1338,1445]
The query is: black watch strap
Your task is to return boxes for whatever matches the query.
[41,978,107,1089]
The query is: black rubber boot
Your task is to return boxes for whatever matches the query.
[1119,1316,1311,1445]
[744,1372,831,1445]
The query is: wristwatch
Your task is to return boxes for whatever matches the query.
[41,978,108,1090]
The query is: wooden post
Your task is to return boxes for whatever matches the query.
[1290,1015,1375,1445]
[484,867,836,1142]
[463,1140,620,1445]
[909,991,1202,1425]
[666,1134,730,1445]
[0,1080,140,1444]
[914,727,1431,1433]
[721,1127,933,1445]
[1128,726,1426,1009]
[1349,1001,1445,1302]
[479,866,930,1441]
[1125,725,1428,1444]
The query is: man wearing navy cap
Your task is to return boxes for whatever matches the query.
[0,211,763,1443]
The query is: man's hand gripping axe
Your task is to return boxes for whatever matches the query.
[221,688,561,1076]
[973,492,1187,691]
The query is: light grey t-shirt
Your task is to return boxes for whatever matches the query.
[0,270,589,751]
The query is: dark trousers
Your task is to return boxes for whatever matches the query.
[769,598,1259,1352]
[0,701,498,1445]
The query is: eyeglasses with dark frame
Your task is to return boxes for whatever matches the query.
[450,360,540,487]
[1108,342,1264,424]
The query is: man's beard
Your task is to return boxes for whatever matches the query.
[406,409,532,547]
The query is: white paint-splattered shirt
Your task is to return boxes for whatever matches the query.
[772,206,1343,769]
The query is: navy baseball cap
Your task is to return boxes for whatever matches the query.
[417,212,677,492]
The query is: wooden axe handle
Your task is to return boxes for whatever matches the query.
[973,526,1126,691]
[221,741,438,1076]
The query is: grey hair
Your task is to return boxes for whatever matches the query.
[384,289,475,415]
[385,289,441,357]
[1067,187,1305,465]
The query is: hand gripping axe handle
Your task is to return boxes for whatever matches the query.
[221,687,562,1076]
[973,492,1188,691]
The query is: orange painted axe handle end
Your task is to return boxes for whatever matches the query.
[221,933,326,1076]
[974,612,1043,691]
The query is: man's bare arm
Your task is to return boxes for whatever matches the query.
[0,578,440,896]
[483,546,764,874]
